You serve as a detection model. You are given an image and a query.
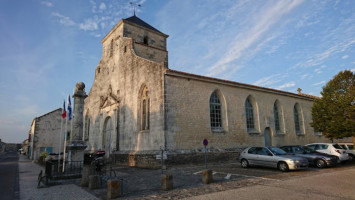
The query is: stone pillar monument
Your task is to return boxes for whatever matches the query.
[72,82,87,141]
[67,82,87,162]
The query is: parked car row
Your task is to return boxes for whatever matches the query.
[239,142,354,172]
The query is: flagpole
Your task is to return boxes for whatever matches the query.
[70,96,74,143]
[58,100,64,172]
[59,116,63,172]
[63,107,68,172]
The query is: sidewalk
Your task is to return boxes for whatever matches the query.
[19,155,99,200]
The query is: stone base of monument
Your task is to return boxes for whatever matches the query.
[66,140,87,162]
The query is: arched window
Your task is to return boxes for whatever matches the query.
[274,102,280,132]
[140,86,150,131]
[245,98,255,131]
[210,92,222,130]
[294,104,301,134]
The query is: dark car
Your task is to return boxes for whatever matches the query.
[280,145,338,168]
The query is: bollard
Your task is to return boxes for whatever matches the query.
[202,169,213,184]
[107,179,120,199]
[161,174,173,191]
[81,165,95,187]
[88,175,100,190]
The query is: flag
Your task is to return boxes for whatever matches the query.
[62,100,67,118]
[68,95,72,121]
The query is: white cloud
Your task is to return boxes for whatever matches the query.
[276,81,296,90]
[342,55,349,59]
[79,18,99,31]
[207,0,304,76]
[351,68,355,72]
[314,65,326,74]
[301,73,313,79]
[99,3,107,11]
[297,25,355,68]
[51,12,76,26]
[253,74,283,87]
[41,1,53,7]
[313,80,326,86]
[90,0,97,13]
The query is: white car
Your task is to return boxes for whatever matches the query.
[239,146,309,172]
[306,143,349,162]
[338,143,355,161]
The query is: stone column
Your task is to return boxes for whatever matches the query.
[67,82,87,162]
[72,82,87,141]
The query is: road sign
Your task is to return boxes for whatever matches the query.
[203,139,208,146]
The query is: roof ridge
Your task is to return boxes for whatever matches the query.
[166,69,318,100]
[124,15,163,34]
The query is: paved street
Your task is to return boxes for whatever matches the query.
[0,151,19,200]
[115,162,355,199]
[187,165,355,200]
[18,154,98,200]
[1,153,354,199]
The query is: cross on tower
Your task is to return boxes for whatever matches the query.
[130,2,141,16]
[297,88,302,94]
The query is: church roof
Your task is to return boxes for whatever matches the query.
[124,15,164,35]
[165,69,318,101]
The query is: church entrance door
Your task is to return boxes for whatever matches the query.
[264,127,272,146]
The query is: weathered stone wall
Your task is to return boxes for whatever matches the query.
[123,22,167,50]
[31,109,70,160]
[133,42,168,66]
[164,71,330,151]
[111,150,241,169]
[84,19,167,155]
[29,120,35,159]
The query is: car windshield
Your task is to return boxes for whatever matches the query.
[333,144,343,149]
[301,146,316,153]
[269,147,287,155]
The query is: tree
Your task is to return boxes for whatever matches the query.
[311,70,355,141]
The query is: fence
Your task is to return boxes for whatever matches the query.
[45,160,83,180]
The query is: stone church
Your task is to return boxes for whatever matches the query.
[82,15,328,166]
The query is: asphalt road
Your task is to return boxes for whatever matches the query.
[188,164,355,200]
[0,151,20,200]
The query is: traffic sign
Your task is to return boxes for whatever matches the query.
[203,139,208,146]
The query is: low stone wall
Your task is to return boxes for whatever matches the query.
[110,149,242,169]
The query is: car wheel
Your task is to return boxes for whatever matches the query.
[349,154,355,162]
[278,162,289,172]
[241,159,249,168]
[315,159,326,168]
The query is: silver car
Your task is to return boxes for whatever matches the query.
[239,146,309,172]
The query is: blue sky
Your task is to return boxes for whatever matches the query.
[0,0,354,143]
